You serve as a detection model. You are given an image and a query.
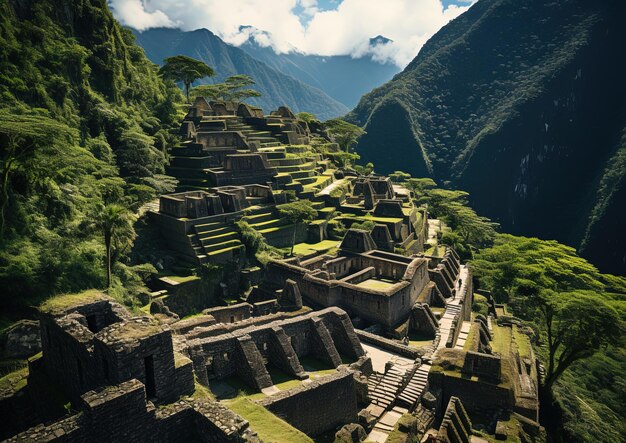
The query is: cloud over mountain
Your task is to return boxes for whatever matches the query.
[108,0,472,67]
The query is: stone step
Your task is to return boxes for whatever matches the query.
[199,231,239,246]
[202,239,242,253]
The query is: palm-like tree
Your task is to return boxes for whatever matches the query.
[95,204,136,288]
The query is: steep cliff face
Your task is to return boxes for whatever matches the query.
[132,27,349,120]
[347,0,626,274]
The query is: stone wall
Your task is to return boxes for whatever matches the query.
[428,370,513,414]
[355,329,422,360]
[202,303,252,324]
[7,379,257,442]
[259,370,357,436]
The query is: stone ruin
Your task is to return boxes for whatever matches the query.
[0,292,376,441]
[259,229,452,334]
[0,294,258,442]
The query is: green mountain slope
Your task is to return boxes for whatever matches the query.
[0,0,180,313]
[347,0,626,275]
[132,27,349,120]
[238,29,400,108]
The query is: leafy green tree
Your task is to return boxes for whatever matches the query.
[324,119,365,153]
[190,74,261,103]
[296,112,317,123]
[277,200,318,256]
[160,55,215,102]
[540,291,622,393]
[389,171,411,183]
[332,150,360,168]
[0,113,76,238]
[224,74,261,102]
[93,204,137,288]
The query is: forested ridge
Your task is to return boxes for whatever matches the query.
[347,0,626,275]
[0,0,182,318]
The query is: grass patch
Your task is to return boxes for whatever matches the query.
[190,375,215,400]
[39,289,107,314]
[513,326,531,358]
[292,240,339,256]
[463,324,478,351]
[356,278,396,290]
[408,331,434,348]
[226,398,314,443]
[210,376,267,401]
[492,324,512,355]
[0,366,29,395]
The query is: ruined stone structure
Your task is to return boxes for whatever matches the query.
[261,230,431,329]
[0,294,259,442]
[181,307,367,391]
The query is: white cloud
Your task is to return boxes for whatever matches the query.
[108,0,176,30]
[109,0,473,67]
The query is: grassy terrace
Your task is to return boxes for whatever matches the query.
[491,324,512,355]
[0,365,28,395]
[292,240,339,256]
[356,278,396,291]
[39,289,108,314]
[226,398,313,443]
[513,326,531,358]
[408,331,434,348]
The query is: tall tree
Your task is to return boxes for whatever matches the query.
[160,55,215,102]
[277,200,318,256]
[324,119,366,153]
[224,74,261,102]
[94,204,137,288]
[0,113,76,238]
[190,74,261,103]
[540,291,622,393]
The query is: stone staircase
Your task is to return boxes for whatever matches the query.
[396,363,431,408]
[368,365,410,410]
[193,221,244,263]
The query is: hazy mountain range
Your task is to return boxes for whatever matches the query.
[132,27,399,119]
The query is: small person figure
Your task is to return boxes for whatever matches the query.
[458,278,462,289]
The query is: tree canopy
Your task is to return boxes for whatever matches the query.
[160,55,215,102]
[277,200,318,256]
[324,119,366,153]
[190,74,261,103]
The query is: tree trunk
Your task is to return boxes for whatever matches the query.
[184,81,191,103]
[105,233,112,288]
[0,162,12,239]
[290,222,297,256]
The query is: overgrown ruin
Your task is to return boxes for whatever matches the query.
[0,100,542,443]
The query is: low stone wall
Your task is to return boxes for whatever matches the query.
[355,329,421,360]
[258,370,357,436]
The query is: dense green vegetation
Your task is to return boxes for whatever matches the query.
[346,0,626,275]
[471,235,626,442]
[0,0,182,318]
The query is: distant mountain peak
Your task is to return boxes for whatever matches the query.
[369,35,393,46]
[237,25,301,54]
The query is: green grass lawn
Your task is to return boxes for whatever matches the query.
[513,326,531,358]
[292,240,339,256]
[492,324,512,355]
[408,331,434,348]
[225,398,313,443]
[356,278,396,291]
